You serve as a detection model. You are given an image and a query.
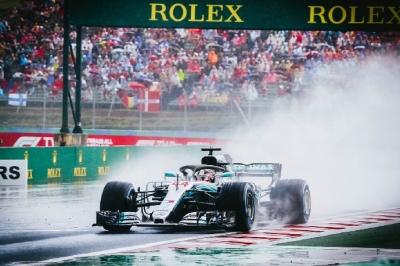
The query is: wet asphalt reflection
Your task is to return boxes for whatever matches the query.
[0,179,224,265]
[1,179,399,266]
[47,246,400,266]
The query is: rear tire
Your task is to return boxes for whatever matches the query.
[218,182,257,232]
[100,181,135,232]
[270,179,311,224]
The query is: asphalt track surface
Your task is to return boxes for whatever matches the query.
[0,179,229,265]
[1,179,400,265]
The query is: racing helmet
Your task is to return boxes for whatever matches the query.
[196,169,215,183]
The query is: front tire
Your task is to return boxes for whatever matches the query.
[100,181,135,232]
[270,179,311,224]
[218,182,257,232]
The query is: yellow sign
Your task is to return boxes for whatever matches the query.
[308,6,400,25]
[78,150,83,164]
[67,0,400,31]
[74,167,87,177]
[149,3,244,22]
[98,166,110,175]
[52,150,57,165]
[47,168,61,178]
[28,169,33,179]
[102,149,107,163]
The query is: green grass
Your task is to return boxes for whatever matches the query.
[0,105,241,132]
[277,223,400,249]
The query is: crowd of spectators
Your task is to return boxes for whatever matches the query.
[0,0,400,109]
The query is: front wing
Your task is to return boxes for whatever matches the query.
[93,211,227,229]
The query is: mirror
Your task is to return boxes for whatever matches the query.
[221,172,234,178]
[164,172,176,178]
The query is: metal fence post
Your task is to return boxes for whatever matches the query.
[43,85,46,128]
[248,93,252,120]
[183,89,187,132]
[139,89,142,130]
[92,88,96,129]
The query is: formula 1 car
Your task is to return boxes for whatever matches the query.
[93,147,311,232]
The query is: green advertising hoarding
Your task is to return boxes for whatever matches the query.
[67,0,400,31]
[0,146,203,183]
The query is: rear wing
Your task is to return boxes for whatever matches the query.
[233,163,282,178]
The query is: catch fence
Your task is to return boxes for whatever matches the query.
[0,81,293,132]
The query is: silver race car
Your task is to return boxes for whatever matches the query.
[93,147,311,232]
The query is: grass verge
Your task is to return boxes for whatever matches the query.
[0,106,240,132]
[276,223,400,249]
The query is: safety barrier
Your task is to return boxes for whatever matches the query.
[0,146,203,183]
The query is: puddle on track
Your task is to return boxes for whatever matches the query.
[40,245,400,266]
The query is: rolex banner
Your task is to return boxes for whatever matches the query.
[68,0,400,31]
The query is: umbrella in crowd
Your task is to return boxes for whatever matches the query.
[123,31,136,37]
[13,72,24,78]
[89,70,100,75]
[314,43,331,48]
[145,39,158,46]
[306,50,319,58]
[129,82,146,90]
[193,82,205,89]
[249,73,262,80]
[121,32,136,42]
[110,37,122,43]
[304,45,317,50]
[206,43,223,50]
[113,48,124,53]
[135,78,153,86]
[222,82,234,88]
[121,63,132,68]
[5,33,16,41]
[106,41,118,46]
[169,43,181,50]
[102,37,122,43]
[17,50,31,55]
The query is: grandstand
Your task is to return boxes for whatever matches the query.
[0,0,399,131]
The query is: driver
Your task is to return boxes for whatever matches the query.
[196,169,216,183]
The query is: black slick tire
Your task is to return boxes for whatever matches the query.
[100,181,135,232]
[218,182,257,232]
[270,179,311,224]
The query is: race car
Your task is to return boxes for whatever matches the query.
[93,147,311,232]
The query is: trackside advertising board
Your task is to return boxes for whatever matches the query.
[0,146,204,183]
[0,132,226,147]
[0,160,28,186]
[67,0,400,31]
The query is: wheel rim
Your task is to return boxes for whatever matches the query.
[246,192,255,220]
[303,188,311,215]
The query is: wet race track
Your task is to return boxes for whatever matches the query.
[0,179,227,265]
[1,178,400,266]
